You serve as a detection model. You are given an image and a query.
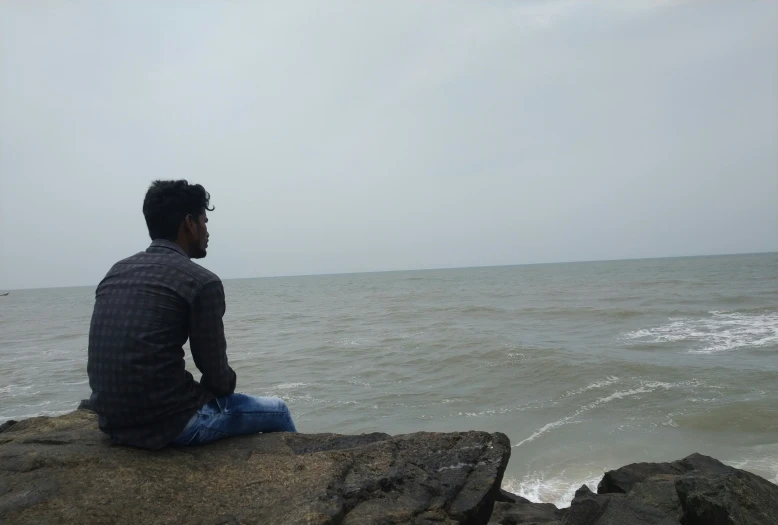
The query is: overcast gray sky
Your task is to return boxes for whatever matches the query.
[1,1,776,290]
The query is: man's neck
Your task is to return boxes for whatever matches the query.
[151,239,191,259]
[173,240,192,259]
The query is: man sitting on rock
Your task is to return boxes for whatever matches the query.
[87,180,296,449]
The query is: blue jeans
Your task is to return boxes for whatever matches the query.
[172,393,297,446]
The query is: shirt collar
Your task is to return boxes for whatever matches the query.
[148,239,189,258]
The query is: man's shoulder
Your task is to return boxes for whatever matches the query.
[109,250,221,288]
[112,250,145,266]
[105,251,146,275]
[151,252,222,288]
[184,260,221,287]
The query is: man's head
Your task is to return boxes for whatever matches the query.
[142,180,213,259]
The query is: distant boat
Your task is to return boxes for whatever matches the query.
[0,293,8,297]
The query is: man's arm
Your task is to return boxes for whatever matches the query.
[189,280,237,397]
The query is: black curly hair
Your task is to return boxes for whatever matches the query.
[142,180,214,241]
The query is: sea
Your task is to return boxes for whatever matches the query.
[1,252,776,507]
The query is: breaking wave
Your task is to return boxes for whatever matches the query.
[622,310,778,354]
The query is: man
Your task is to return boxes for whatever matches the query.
[87,180,296,450]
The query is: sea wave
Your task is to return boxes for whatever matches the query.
[622,310,778,354]
[273,382,308,389]
[502,471,602,508]
[727,444,778,484]
[561,376,621,398]
[0,384,38,398]
[519,306,646,319]
[512,379,695,448]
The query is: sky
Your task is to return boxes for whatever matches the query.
[1,1,776,290]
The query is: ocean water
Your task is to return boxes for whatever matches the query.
[1,253,776,506]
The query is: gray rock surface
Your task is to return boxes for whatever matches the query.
[561,484,678,525]
[0,410,511,524]
[596,452,734,495]
[490,453,778,525]
[600,453,778,525]
[2,410,777,525]
[489,489,565,524]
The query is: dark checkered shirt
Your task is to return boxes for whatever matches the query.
[87,240,236,449]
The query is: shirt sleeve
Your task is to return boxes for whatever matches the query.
[189,280,237,397]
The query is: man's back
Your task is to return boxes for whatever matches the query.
[87,239,235,449]
[88,179,292,449]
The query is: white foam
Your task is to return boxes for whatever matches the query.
[726,445,778,484]
[0,385,35,398]
[465,409,497,417]
[513,381,682,448]
[326,339,364,346]
[502,471,602,508]
[513,419,577,448]
[623,311,778,354]
[274,382,308,389]
[639,380,681,390]
[562,376,621,398]
[594,387,653,404]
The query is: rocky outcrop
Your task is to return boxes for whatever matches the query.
[596,452,735,494]
[2,410,777,525]
[488,489,565,524]
[488,453,778,525]
[0,410,510,524]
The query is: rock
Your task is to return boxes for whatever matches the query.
[3,410,777,525]
[580,453,777,525]
[488,489,569,524]
[563,485,603,525]
[0,410,511,525]
[675,469,778,525]
[76,398,94,411]
[488,498,564,524]
[491,453,778,525]
[562,484,678,525]
[495,489,531,505]
[487,488,567,524]
[597,453,735,495]
[625,475,683,522]
[597,461,685,495]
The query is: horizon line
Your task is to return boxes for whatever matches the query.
[2,250,775,292]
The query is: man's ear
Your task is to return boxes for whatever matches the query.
[184,214,197,235]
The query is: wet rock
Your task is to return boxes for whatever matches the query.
[562,484,678,525]
[76,398,94,411]
[675,468,778,525]
[486,453,778,525]
[598,461,685,495]
[594,452,778,525]
[597,453,736,495]
[625,475,683,522]
[488,498,564,524]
